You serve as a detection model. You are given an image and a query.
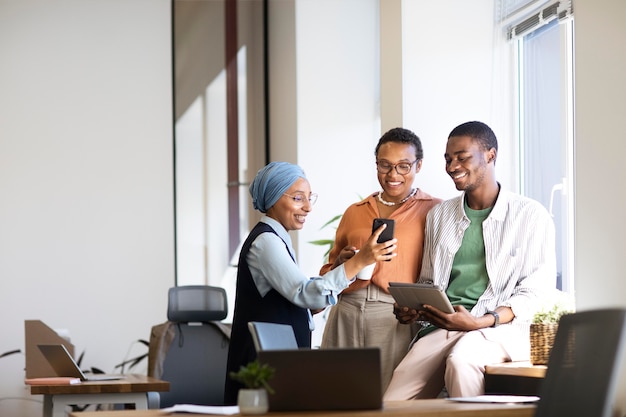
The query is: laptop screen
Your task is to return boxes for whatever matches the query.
[37,344,123,381]
[257,348,382,411]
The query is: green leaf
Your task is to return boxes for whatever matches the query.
[319,214,342,230]
[308,239,335,246]
[532,303,574,324]
[309,193,361,262]
[229,360,275,394]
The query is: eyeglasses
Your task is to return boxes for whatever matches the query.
[283,192,318,206]
[376,160,418,175]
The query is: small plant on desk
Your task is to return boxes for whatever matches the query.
[230,360,275,415]
[229,360,275,394]
[530,295,575,365]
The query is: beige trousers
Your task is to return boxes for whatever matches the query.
[383,328,511,400]
[321,286,416,392]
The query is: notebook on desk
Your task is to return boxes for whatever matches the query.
[257,347,382,412]
[37,344,124,381]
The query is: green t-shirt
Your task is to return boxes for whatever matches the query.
[418,199,493,338]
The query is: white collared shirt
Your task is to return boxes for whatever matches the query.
[420,187,557,326]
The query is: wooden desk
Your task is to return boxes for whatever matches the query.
[485,361,547,378]
[69,399,535,417]
[29,374,169,417]
[485,361,546,396]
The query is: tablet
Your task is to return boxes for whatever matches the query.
[387,282,454,314]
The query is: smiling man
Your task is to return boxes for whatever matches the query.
[384,121,557,400]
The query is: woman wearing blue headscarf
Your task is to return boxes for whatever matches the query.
[224,161,396,404]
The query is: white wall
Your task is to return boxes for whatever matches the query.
[402,0,516,201]
[0,1,174,415]
[573,0,626,413]
[296,0,382,277]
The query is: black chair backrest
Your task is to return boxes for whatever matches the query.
[159,285,230,407]
[168,285,228,323]
[534,308,626,417]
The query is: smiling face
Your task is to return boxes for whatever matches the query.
[376,141,422,203]
[266,177,313,231]
[444,135,496,192]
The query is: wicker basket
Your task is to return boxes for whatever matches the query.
[530,323,559,365]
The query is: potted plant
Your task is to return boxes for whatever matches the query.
[530,297,575,365]
[229,360,275,415]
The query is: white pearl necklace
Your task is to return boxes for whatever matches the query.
[377,188,417,206]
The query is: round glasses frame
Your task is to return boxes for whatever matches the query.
[283,192,318,206]
[376,160,418,175]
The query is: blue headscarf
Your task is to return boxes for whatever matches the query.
[249,161,307,213]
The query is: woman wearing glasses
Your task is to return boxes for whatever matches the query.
[224,161,396,404]
[320,128,442,391]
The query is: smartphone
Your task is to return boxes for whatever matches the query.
[372,218,395,243]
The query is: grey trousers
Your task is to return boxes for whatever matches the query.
[321,285,417,392]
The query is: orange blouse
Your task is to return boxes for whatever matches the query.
[320,189,442,294]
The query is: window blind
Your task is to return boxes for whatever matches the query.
[506,0,573,40]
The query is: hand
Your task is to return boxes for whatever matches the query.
[418,304,481,331]
[357,224,397,264]
[393,303,419,324]
[338,224,397,278]
[331,246,357,269]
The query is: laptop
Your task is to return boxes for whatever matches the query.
[257,347,382,411]
[37,344,124,381]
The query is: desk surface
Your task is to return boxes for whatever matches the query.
[485,361,547,378]
[68,399,535,417]
[29,374,169,395]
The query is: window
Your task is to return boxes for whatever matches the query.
[511,1,575,292]
[173,0,266,287]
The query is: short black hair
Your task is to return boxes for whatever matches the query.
[448,121,498,152]
[375,127,424,160]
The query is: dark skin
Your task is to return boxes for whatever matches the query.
[393,134,514,330]
[329,141,416,269]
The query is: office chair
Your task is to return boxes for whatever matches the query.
[247,321,298,352]
[534,308,626,417]
[148,285,230,407]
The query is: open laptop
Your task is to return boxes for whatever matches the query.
[257,347,382,411]
[37,344,124,381]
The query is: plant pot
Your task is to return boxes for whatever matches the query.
[237,388,269,415]
[530,323,559,365]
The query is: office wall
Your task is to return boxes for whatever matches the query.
[0,1,174,415]
[402,0,513,201]
[573,0,626,413]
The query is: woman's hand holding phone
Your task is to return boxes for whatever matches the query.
[372,218,395,261]
[361,222,397,263]
[342,224,397,279]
